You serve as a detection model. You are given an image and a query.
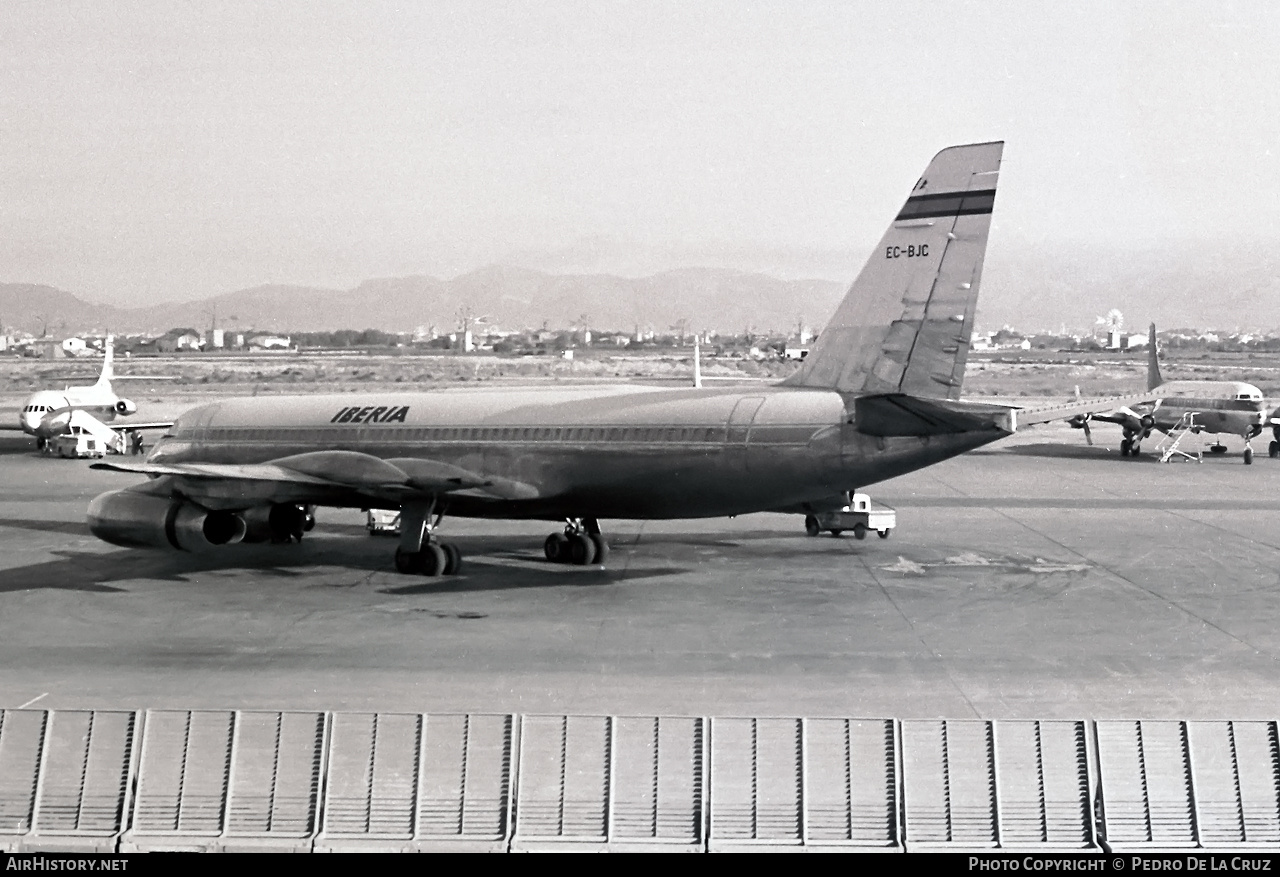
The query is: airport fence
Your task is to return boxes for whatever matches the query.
[0,708,1276,852]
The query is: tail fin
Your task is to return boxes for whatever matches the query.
[1147,323,1162,390]
[95,335,114,388]
[782,141,1003,400]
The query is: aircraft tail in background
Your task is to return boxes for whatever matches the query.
[1147,323,1163,391]
[93,335,115,390]
[782,141,1003,401]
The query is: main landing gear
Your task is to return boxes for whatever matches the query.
[393,500,463,576]
[1120,437,1142,457]
[544,518,609,566]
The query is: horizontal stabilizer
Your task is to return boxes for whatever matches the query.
[855,394,1010,437]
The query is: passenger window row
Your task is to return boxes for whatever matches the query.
[179,424,817,445]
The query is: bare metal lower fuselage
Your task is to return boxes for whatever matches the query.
[145,384,1007,521]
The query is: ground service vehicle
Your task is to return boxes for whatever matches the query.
[805,493,895,539]
[53,426,106,459]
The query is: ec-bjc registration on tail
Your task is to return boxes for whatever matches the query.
[88,142,1010,576]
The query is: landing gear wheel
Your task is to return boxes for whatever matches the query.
[1209,444,1228,455]
[853,523,867,540]
[804,515,820,537]
[589,534,609,566]
[878,530,890,539]
[420,543,448,576]
[1270,440,1279,458]
[544,532,568,562]
[568,533,597,565]
[441,543,462,575]
[1244,446,1254,465]
[1130,443,1141,457]
[1120,438,1131,457]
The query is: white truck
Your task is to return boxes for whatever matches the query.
[52,425,108,459]
[365,509,401,536]
[804,493,895,540]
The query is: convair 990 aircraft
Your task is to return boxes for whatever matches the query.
[1062,324,1267,463]
[89,142,1012,575]
[0,337,172,452]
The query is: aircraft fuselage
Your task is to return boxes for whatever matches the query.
[148,384,1007,520]
[1143,381,1266,438]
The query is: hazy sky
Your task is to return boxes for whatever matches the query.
[3,1,1280,305]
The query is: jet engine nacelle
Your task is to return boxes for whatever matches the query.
[114,398,137,416]
[87,488,247,552]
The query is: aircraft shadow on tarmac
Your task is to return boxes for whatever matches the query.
[0,547,332,593]
[0,517,93,536]
[994,442,1162,461]
[377,559,688,596]
[0,529,696,594]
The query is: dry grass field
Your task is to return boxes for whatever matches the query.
[4,346,1280,407]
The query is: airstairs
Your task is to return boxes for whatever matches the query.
[1155,412,1202,463]
[67,409,126,455]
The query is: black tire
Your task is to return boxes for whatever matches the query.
[1270,440,1278,458]
[421,543,447,576]
[1244,446,1254,465]
[878,530,890,539]
[1131,444,1140,457]
[441,543,462,575]
[1120,438,1131,456]
[544,533,568,562]
[568,533,597,565]
[394,547,421,575]
[853,523,867,540]
[589,534,609,566]
[804,515,820,537]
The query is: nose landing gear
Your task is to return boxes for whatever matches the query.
[393,499,463,576]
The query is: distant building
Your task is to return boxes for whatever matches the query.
[248,334,291,350]
[783,338,810,360]
[61,337,88,356]
[206,329,225,348]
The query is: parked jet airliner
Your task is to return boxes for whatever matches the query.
[1,337,173,451]
[89,142,1011,575]
[1059,324,1267,463]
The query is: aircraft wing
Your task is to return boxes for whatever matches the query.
[1014,392,1158,428]
[0,423,26,431]
[110,421,174,431]
[91,449,538,502]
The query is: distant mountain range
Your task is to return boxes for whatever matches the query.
[4,238,1280,337]
[0,267,845,337]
